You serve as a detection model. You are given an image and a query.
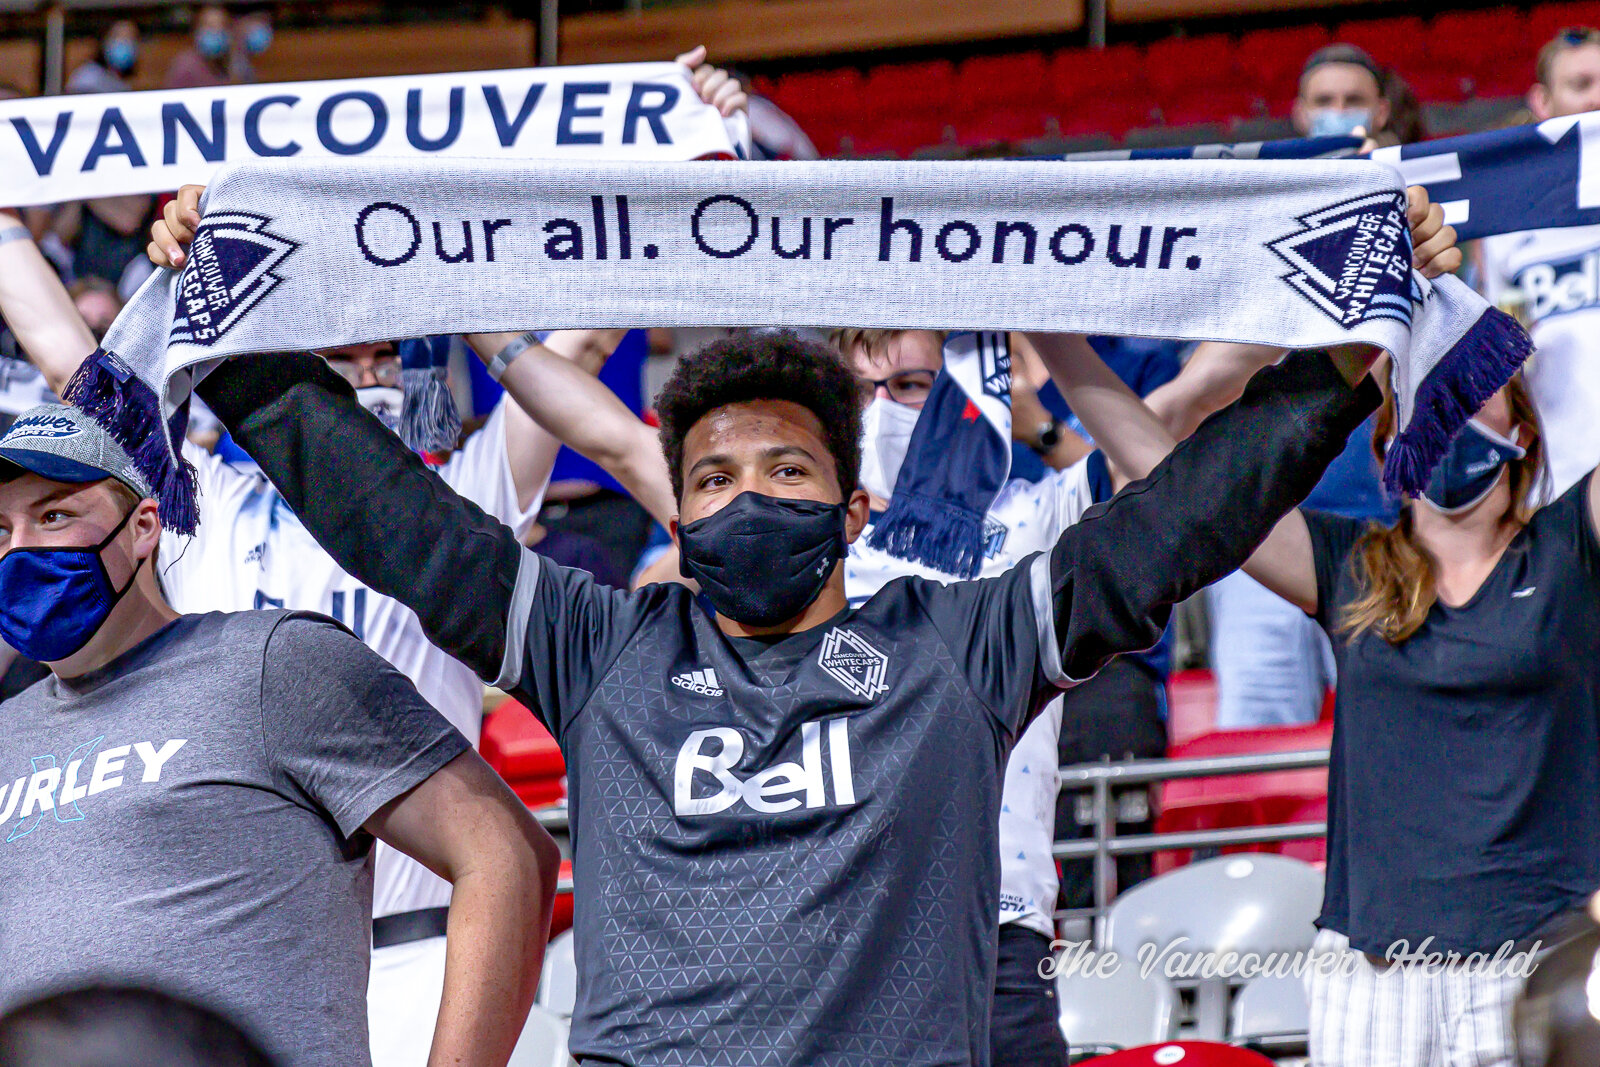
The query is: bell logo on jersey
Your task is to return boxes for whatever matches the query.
[1514,251,1600,321]
[674,717,857,816]
[671,668,725,697]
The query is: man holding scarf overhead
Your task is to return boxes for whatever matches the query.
[123,171,1476,1066]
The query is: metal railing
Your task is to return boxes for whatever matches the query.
[532,749,1331,903]
[1052,748,1330,936]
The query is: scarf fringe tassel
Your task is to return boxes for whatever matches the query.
[1383,306,1533,497]
[64,349,200,536]
[400,366,462,455]
[867,491,987,579]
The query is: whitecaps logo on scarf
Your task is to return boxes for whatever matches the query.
[1267,191,1417,329]
[168,211,300,347]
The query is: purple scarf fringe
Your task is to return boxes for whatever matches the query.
[63,349,200,535]
[1383,306,1533,497]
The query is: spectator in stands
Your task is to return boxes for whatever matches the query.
[1233,374,1599,1067]
[0,404,561,1067]
[165,4,233,89]
[1479,27,1600,496]
[230,7,273,84]
[68,277,120,343]
[0,218,662,1066]
[0,986,274,1067]
[1292,45,1391,140]
[67,19,141,95]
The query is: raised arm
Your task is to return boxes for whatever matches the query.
[1045,346,1381,681]
[199,353,526,682]
[466,329,677,528]
[1022,331,1176,488]
[0,209,97,395]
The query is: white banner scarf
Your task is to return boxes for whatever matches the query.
[0,62,738,206]
[74,156,1530,534]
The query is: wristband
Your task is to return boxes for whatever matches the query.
[487,332,539,381]
[0,225,31,247]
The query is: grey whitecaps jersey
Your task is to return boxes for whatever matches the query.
[498,550,1068,1067]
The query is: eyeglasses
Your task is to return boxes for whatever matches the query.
[855,369,938,408]
[327,358,401,389]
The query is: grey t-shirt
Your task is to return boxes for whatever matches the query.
[0,610,469,1067]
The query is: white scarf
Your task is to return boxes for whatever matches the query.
[76,157,1530,533]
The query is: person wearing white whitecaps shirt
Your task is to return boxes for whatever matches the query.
[1478,28,1600,496]
[834,328,1176,1067]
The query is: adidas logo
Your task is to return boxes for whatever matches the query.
[671,668,725,697]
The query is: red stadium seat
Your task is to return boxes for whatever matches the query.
[952,106,1049,147]
[1428,7,1531,71]
[1403,68,1471,103]
[766,68,864,124]
[1236,24,1333,100]
[1089,1043,1275,1066]
[1146,34,1239,97]
[1166,668,1218,745]
[1531,1,1600,45]
[480,696,567,808]
[1050,43,1146,107]
[1161,87,1263,127]
[863,59,955,119]
[1057,94,1158,138]
[841,116,948,157]
[1331,16,1427,71]
[958,51,1050,112]
[1155,719,1331,874]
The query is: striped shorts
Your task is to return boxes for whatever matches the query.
[1305,929,1522,1067]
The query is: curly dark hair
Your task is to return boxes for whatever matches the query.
[656,330,862,503]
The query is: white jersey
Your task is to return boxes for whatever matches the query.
[0,353,54,416]
[1481,225,1600,494]
[158,399,544,918]
[845,457,1102,938]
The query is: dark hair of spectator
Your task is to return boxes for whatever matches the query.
[0,986,276,1067]
[1538,27,1600,88]
[655,330,863,502]
[1339,373,1544,644]
[1378,70,1427,145]
[1299,44,1384,93]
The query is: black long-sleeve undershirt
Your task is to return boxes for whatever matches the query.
[197,348,1378,690]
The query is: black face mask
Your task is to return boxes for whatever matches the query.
[678,491,847,627]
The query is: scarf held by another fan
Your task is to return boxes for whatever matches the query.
[73,156,1530,534]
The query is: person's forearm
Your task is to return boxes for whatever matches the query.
[1143,341,1286,440]
[0,212,97,395]
[197,354,524,681]
[430,847,558,1067]
[1026,332,1175,483]
[471,333,678,527]
[1048,349,1379,680]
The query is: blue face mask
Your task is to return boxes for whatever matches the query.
[1418,419,1526,514]
[1308,107,1372,138]
[103,38,138,73]
[0,504,145,663]
[243,24,272,55]
[196,27,230,59]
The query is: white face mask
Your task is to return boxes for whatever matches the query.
[356,386,404,433]
[858,395,921,501]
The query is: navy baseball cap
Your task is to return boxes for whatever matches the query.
[0,404,154,499]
